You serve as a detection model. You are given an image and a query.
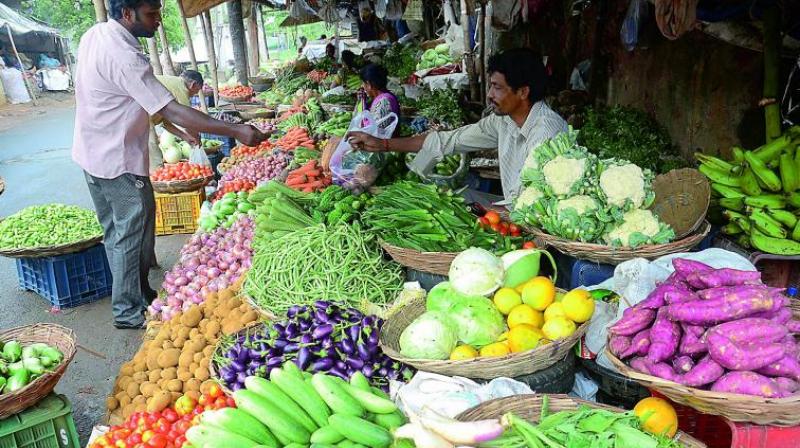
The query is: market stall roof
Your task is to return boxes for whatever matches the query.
[178,0,294,18]
[0,3,59,37]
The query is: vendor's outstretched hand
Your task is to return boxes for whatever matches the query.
[237,124,270,146]
[346,131,384,152]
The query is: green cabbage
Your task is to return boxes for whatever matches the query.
[450,296,507,347]
[399,311,458,360]
[449,248,505,296]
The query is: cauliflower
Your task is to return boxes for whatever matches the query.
[532,195,605,243]
[542,156,590,196]
[513,186,544,210]
[556,195,598,215]
[603,209,675,248]
[597,159,655,211]
[521,128,597,196]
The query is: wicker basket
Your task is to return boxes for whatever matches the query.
[379,240,457,276]
[0,323,77,419]
[606,348,800,426]
[379,295,587,379]
[456,395,706,448]
[0,231,103,259]
[519,168,711,265]
[151,175,213,194]
[220,93,253,104]
[202,141,222,155]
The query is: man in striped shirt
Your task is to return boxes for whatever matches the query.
[346,48,567,204]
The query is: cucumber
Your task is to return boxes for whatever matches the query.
[311,373,366,417]
[201,408,279,447]
[284,444,310,448]
[186,424,260,448]
[311,426,345,444]
[270,367,331,427]
[233,390,311,444]
[245,376,318,432]
[328,414,392,448]
[283,360,305,379]
[349,372,371,392]
[311,445,337,448]
[372,411,406,431]
[370,387,390,400]
[340,382,398,414]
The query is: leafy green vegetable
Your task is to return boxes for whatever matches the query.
[399,311,459,360]
[0,204,102,250]
[382,43,420,81]
[416,89,465,129]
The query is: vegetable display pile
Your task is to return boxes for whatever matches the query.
[406,153,463,177]
[212,179,256,201]
[285,159,332,192]
[512,128,675,247]
[578,106,680,174]
[94,387,232,448]
[310,185,371,226]
[199,191,256,232]
[478,210,524,238]
[417,44,452,71]
[383,43,420,81]
[219,85,254,99]
[292,147,322,167]
[149,216,254,321]
[244,223,404,315]
[219,151,290,187]
[609,258,800,398]
[0,204,102,250]
[416,89,465,129]
[248,118,278,134]
[321,93,354,106]
[189,364,406,448]
[216,154,259,174]
[159,133,193,164]
[698,126,800,255]
[109,283,258,419]
[213,301,412,391]
[250,181,318,237]
[307,69,328,84]
[151,162,213,182]
[273,127,315,151]
[232,141,274,158]
[0,340,63,394]
[316,112,352,138]
[363,181,520,253]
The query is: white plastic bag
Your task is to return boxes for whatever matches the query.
[189,145,211,167]
[330,110,398,192]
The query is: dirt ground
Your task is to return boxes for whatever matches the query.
[0,91,76,132]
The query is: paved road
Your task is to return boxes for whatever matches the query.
[0,107,186,443]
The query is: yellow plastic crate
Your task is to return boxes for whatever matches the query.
[155,190,204,236]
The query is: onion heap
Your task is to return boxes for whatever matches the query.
[219,151,290,187]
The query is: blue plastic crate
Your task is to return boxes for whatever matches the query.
[16,244,112,309]
[570,259,615,289]
[200,133,236,156]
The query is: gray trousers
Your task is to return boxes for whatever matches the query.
[84,172,155,326]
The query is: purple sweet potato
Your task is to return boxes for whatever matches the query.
[610,306,657,336]
[711,318,788,343]
[609,335,632,357]
[664,286,700,305]
[770,308,793,325]
[647,309,681,363]
[630,357,681,381]
[619,329,651,359]
[787,320,800,334]
[707,329,786,371]
[629,357,651,375]
[782,336,800,358]
[672,258,713,280]
[757,355,800,381]
[667,291,777,325]
[673,356,695,373]
[697,285,770,301]
[679,324,708,356]
[710,371,785,398]
[774,377,799,395]
[680,355,725,387]
[685,268,762,290]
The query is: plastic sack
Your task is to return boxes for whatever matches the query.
[189,145,211,167]
[330,110,398,192]
[403,0,424,22]
[620,0,647,51]
[385,0,403,20]
[375,0,387,18]
[0,68,31,104]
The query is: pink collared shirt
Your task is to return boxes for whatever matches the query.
[72,20,174,179]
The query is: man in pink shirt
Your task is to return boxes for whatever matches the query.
[72,0,268,329]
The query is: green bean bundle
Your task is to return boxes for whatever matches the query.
[244,223,404,315]
[0,204,103,250]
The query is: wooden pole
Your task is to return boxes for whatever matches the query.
[201,11,220,106]
[176,0,208,113]
[92,0,107,22]
[228,0,249,86]
[157,25,176,75]
[478,1,486,103]
[460,0,478,101]
[5,25,37,105]
[257,5,270,61]
[763,6,781,143]
[246,2,260,76]
[147,38,164,75]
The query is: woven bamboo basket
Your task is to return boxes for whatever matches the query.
[606,347,800,426]
[518,169,711,265]
[379,294,587,379]
[220,93,253,104]
[0,323,77,419]
[456,395,706,448]
[151,175,213,194]
[202,141,222,155]
[0,224,103,258]
[379,240,457,276]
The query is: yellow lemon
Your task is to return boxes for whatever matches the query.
[633,397,678,438]
[562,289,596,323]
[542,317,577,340]
[521,277,556,311]
[497,331,509,342]
[507,324,544,353]
[555,291,566,302]
[507,304,544,329]
[479,342,511,357]
[449,344,479,360]
[493,288,522,315]
[544,302,567,321]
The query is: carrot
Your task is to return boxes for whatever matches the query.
[294,180,325,190]
[291,164,319,176]
[286,176,308,187]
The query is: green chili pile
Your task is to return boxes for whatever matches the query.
[244,223,404,315]
[0,204,103,250]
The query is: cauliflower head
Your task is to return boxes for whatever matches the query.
[531,195,605,243]
[556,195,599,215]
[514,186,544,210]
[603,209,674,248]
[597,159,655,213]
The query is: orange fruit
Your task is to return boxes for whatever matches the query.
[507,304,544,329]
[450,345,479,360]
[493,288,522,315]
[541,317,576,340]
[521,277,556,311]
[544,302,567,321]
[479,342,510,357]
[507,324,544,353]
[633,397,678,438]
[562,289,595,323]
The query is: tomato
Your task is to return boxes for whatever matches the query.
[126,433,143,445]
[490,223,501,233]
[485,210,501,225]
[163,408,179,423]
[509,224,520,234]
[95,436,112,446]
[478,217,489,227]
[141,430,154,443]
[208,383,223,399]
[226,396,236,408]
[154,418,171,435]
[174,436,186,447]
[174,395,197,417]
[173,419,191,435]
[115,441,128,448]
[146,434,168,448]
[499,222,509,232]
[511,229,521,237]
[522,241,536,249]
[499,227,509,236]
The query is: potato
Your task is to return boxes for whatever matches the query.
[133,403,147,413]
[106,396,120,411]
[162,341,174,350]
[132,395,147,406]
[126,382,141,398]
[115,391,129,404]
[199,357,210,369]
[194,367,210,381]
[178,351,194,368]
[221,321,240,335]
[134,360,147,372]
[189,362,199,373]
[132,371,147,383]
[119,363,134,377]
[170,325,180,341]
[205,321,221,337]
[161,367,177,381]
[170,392,182,402]
[199,319,209,332]
[200,380,215,395]
[157,349,181,368]
[147,391,171,412]
[181,306,203,328]
[238,303,250,313]
[173,337,186,349]
[218,289,234,302]
[241,310,258,324]
[187,339,206,354]
[177,369,193,383]
[177,326,191,340]
[122,404,136,419]
[193,352,203,363]
[228,310,243,324]
[202,345,215,357]
[117,376,133,391]
[189,328,201,340]
[184,390,200,401]
[167,379,183,392]
[140,382,157,398]
[148,369,162,383]
[185,378,201,392]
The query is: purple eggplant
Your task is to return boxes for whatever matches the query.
[284,342,299,353]
[246,365,257,376]
[272,339,288,350]
[297,347,312,370]
[314,309,331,323]
[361,364,375,378]
[320,338,334,350]
[273,323,285,334]
[328,366,349,379]
[312,324,334,340]
[300,334,313,344]
[357,342,372,361]
[287,305,302,318]
[349,325,361,342]
[346,357,365,370]
[362,316,375,327]
[378,367,389,377]
[285,323,299,338]
[236,371,248,383]
[312,358,334,371]
[340,338,355,355]
[335,359,348,371]
[367,331,379,347]
[267,357,283,369]
[315,300,331,310]
[231,383,243,392]
[221,368,236,383]
[230,360,246,372]
[299,320,312,332]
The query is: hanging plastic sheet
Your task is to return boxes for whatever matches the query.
[289,0,318,20]
[620,0,648,51]
[385,0,404,21]
[403,0,424,22]
[317,0,339,23]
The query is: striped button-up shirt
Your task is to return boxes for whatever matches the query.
[409,101,568,203]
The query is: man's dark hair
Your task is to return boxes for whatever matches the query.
[341,50,356,68]
[487,48,547,103]
[108,0,160,20]
[320,34,328,40]
[359,63,389,91]
[181,70,204,87]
